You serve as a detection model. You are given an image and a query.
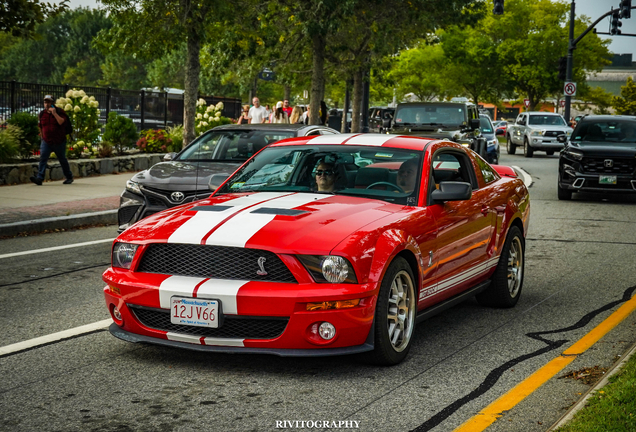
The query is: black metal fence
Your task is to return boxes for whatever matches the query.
[0,81,242,131]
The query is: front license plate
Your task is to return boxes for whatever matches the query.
[171,297,220,328]
[599,175,617,185]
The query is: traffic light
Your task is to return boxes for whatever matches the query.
[558,57,567,81]
[611,11,622,35]
[620,0,632,19]
[493,0,504,15]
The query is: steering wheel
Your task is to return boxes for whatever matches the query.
[366,182,405,193]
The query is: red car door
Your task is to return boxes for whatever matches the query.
[421,148,496,304]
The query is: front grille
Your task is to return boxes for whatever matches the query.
[142,186,207,207]
[130,305,288,339]
[581,157,636,174]
[146,196,167,207]
[543,130,564,138]
[138,244,297,283]
[118,206,139,225]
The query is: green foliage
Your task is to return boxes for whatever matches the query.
[7,111,39,158]
[612,77,636,116]
[0,8,111,85]
[103,112,138,155]
[57,89,101,157]
[575,86,614,115]
[165,125,184,153]
[195,99,231,136]
[136,130,172,153]
[0,0,68,38]
[0,125,22,163]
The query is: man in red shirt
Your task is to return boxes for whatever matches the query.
[30,95,73,185]
[282,99,293,118]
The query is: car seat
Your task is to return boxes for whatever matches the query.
[584,124,604,141]
[355,167,389,188]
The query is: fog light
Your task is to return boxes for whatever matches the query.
[113,306,122,320]
[318,322,336,340]
[111,305,123,325]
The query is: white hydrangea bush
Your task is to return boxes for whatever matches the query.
[56,89,100,157]
[194,99,231,136]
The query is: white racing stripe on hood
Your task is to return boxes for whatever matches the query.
[195,279,247,314]
[345,134,396,146]
[205,193,327,247]
[168,192,289,244]
[158,275,207,309]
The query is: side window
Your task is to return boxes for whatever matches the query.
[319,129,337,135]
[474,156,497,184]
[431,151,477,189]
[306,130,321,136]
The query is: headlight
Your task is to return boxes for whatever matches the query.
[113,242,139,269]
[126,180,142,195]
[488,139,497,147]
[564,150,583,161]
[531,130,544,136]
[297,255,358,283]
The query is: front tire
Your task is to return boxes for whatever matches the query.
[523,138,534,158]
[506,135,516,155]
[476,226,524,308]
[365,257,417,366]
[557,176,572,200]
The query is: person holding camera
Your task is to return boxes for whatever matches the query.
[30,95,73,185]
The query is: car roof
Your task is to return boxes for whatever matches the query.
[267,133,437,151]
[211,123,338,133]
[577,115,636,121]
[526,111,562,116]
[396,102,474,108]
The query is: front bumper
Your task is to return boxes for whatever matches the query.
[528,138,564,150]
[103,275,378,354]
[559,160,636,193]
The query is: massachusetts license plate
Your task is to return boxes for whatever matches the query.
[170,297,220,328]
[599,175,617,185]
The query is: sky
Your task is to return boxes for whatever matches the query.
[68,0,635,57]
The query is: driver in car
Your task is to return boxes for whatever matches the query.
[397,158,418,194]
[315,161,337,192]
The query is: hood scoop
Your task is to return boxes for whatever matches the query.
[189,205,234,212]
[250,207,309,217]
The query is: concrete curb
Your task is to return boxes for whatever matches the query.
[0,209,117,237]
[549,341,636,430]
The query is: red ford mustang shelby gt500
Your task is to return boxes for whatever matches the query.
[103,133,530,365]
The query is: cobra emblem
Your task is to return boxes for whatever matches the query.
[256,257,268,276]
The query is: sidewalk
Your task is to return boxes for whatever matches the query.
[0,173,134,237]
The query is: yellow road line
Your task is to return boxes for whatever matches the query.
[454,294,636,432]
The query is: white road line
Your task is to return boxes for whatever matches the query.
[512,165,533,187]
[0,238,115,260]
[0,319,112,356]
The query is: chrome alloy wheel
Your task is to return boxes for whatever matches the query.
[507,236,524,298]
[386,270,416,352]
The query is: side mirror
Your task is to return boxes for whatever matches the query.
[496,129,504,136]
[470,119,480,130]
[557,134,567,143]
[163,152,178,161]
[431,181,472,203]
[382,118,392,128]
[209,173,230,191]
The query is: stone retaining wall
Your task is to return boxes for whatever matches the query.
[0,154,165,185]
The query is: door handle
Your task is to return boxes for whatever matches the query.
[481,206,491,216]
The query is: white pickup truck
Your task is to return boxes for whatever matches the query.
[506,111,573,158]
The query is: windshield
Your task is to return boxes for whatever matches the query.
[479,117,494,133]
[177,130,296,161]
[215,145,423,205]
[394,105,466,127]
[572,120,636,143]
[528,115,567,126]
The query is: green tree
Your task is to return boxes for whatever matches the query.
[574,85,614,115]
[103,112,138,155]
[98,0,229,145]
[612,77,636,116]
[1,0,68,38]
[488,0,610,111]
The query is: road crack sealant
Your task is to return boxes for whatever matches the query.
[409,285,636,432]
[0,262,110,289]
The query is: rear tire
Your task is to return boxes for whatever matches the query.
[476,226,524,308]
[364,257,417,366]
[523,138,534,158]
[506,135,516,155]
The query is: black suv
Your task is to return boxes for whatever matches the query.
[558,115,636,200]
[369,106,395,133]
[389,102,486,158]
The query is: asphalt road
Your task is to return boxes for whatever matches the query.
[1,151,635,432]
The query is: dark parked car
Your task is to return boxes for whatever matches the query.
[369,107,395,133]
[118,123,339,231]
[389,102,487,158]
[558,115,636,200]
[479,115,500,164]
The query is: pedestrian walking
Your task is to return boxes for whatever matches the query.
[282,99,293,118]
[302,106,310,124]
[290,106,303,124]
[30,95,73,185]
[320,101,329,126]
[237,105,250,124]
[248,98,269,124]
[270,101,290,124]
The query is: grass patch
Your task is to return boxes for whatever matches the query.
[555,351,636,431]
